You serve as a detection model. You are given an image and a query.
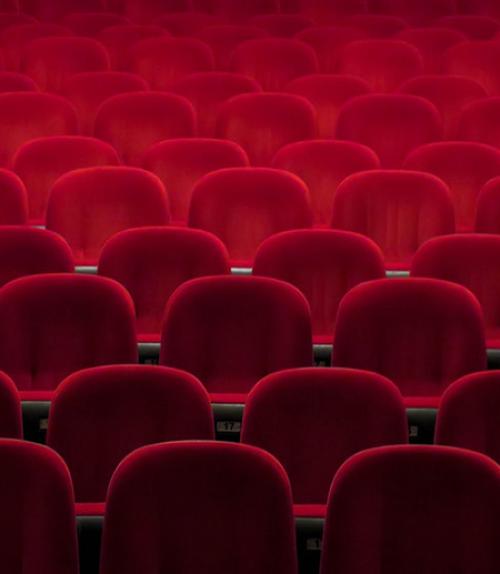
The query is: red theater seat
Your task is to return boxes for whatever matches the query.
[20,0,105,21]
[242,368,407,515]
[158,12,223,36]
[160,276,312,402]
[188,167,313,267]
[475,176,500,233]
[285,75,371,139]
[337,39,424,92]
[341,14,408,37]
[335,94,443,168]
[457,0,500,17]
[436,371,500,463]
[0,0,19,10]
[142,138,249,223]
[63,12,129,37]
[97,24,167,70]
[272,140,380,226]
[230,38,319,91]
[333,278,486,406]
[404,142,500,231]
[46,167,170,265]
[0,23,72,71]
[47,365,214,507]
[436,15,500,39]
[281,0,368,21]
[217,93,317,166]
[400,76,487,139]
[331,170,455,269]
[94,92,196,165]
[253,230,385,344]
[0,170,28,224]
[320,446,500,574]
[20,37,110,93]
[13,136,120,223]
[0,274,137,399]
[0,71,38,91]
[0,372,21,438]
[0,227,73,287]
[122,0,193,24]
[100,442,297,574]
[0,14,36,31]
[369,0,457,25]
[296,26,367,73]
[445,41,500,95]
[130,37,214,90]
[396,27,466,74]
[412,234,500,348]
[99,227,230,342]
[249,14,313,37]
[458,97,500,147]
[0,92,78,167]
[62,71,148,135]
[193,0,280,21]
[171,72,261,138]
[0,440,78,574]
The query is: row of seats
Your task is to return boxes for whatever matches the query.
[3,437,499,573]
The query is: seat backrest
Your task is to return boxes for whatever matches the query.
[46,166,170,264]
[99,227,230,338]
[0,372,21,438]
[142,138,249,222]
[157,13,223,37]
[20,0,105,21]
[253,229,385,342]
[192,0,280,21]
[13,136,120,223]
[0,71,38,92]
[63,12,129,37]
[188,167,313,266]
[122,0,193,24]
[458,96,500,148]
[217,93,317,166]
[248,14,313,37]
[100,441,297,574]
[0,169,28,224]
[341,14,408,37]
[331,170,455,268]
[476,176,500,234]
[335,94,443,168]
[404,141,500,231]
[47,365,214,502]
[242,368,407,504]
[320,445,500,574]
[160,276,312,396]
[94,92,196,165]
[368,0,457,25]
[436,14,500,39]
[332,278,486,399]
[0,274,137,392]
[281,0,368,21]
[444,41,500,95]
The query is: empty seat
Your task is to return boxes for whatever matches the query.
[130,37,214,90]
[285,75,371,139]
[193,0,280,21]
[20,37,110,93]
[13,136,120,223]
[335,94,443,168]
[230,38,318,91]
[197,25,269,70]
[62,71,148,135]
[0,23,72,71]
[0,71,38,91]
[0,227,73,287]
[94,92,196,165]
[412,234,500,348]
[475,176,500,233]
[97,24,167,70]
[122,0,193,24]
[99,227,230,341]
[217,93,317,166]
[63,12,130,37]
[0,170,28,224]
[0,93,78,167]
[341,14,408,37]
[253,230,385,343]
[171,72,261,138]
[158,12,223,36]
[242,368,407,514]
[161,276,312,401]
[0,372,21,438]
[458,97,500,148]
[249,14,313,37]
[337,39,424,92]
[188,167,313,267]
[404,142,500,231]
[272,140,380,226]
[142,138,249,223]
[47,365,214,506]
[396,27,466,74]
[20,0,105,21]
[320,445,500,574]
[436,15,500,39]
[46,167,170,265]
[281,0,368,21]
[296,26,367,73]
[400,76,487,139]
[445,41,500,95]
[0,440,78,574]
[333,278,486,406]
[331,170,454,269]
[369,0,457,25]
[0,274,137,399]
[436,371,500,463]
[100,441,297,574]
